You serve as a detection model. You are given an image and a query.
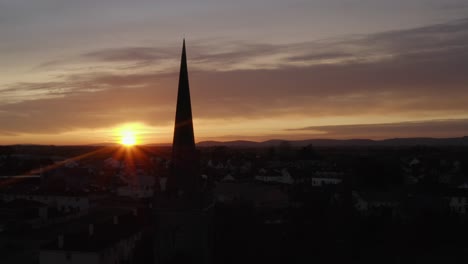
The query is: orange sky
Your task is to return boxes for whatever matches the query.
[1,1,468,145]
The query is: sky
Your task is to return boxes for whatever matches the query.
[1,0,468,145]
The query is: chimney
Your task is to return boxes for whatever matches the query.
[58,234,64,249]
[88,223,94,236]
[113,215,119,225]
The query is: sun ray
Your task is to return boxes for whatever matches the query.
[0,146,116,188]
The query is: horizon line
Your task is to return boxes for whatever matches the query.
[3,135,468,147]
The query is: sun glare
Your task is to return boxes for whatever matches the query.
[113,123,156,146]
[115,124,141,146]
[121,132,137,146]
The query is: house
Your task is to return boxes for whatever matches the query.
[41,166,93,191]
[449,196,468,214]
[215,181,289,209]
[0,190,95,214]
[353,191,399,214]
[40,214,143,264]
[254,168,293,185]
[116,173,155,199]
[0,199,48,230]
[311,171,343,187]
[115,163,155,198]
[221,174,236,182]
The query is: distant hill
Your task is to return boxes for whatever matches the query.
[378,137,468,146]
[195,140,261,147]
[143,143,172,147]
[10,137,467,148]
[196,136,468,147]
[85,142,119,147]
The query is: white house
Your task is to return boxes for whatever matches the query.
[311,171,343,187]
[353,191,399,213]
[449,196,468,214]
[254,168,293,185]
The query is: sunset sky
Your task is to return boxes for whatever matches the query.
[1,0,468,145]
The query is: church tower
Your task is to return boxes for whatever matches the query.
[154,40,213,264]
[169,39,201,202]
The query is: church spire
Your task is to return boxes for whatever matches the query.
[154,40,213,264]
[169,39,200,201]
[172,38,195,151]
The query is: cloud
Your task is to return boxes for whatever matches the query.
[286,51,353,62]
[287,119,468,139]
[83,47,175,64]
[0,18,468,138]
[77,18,468,72]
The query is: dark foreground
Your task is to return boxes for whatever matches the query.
[1,144,468,263]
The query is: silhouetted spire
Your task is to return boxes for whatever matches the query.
[169,39,200,201]
[173,38,195,151]
[155,41,213,264]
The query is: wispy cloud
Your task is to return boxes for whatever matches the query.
[75,18,468,72]
[287,119,468,139]
[0,18,467,138]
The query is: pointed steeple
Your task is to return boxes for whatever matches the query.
[154,41,214,264]
[173,39,195,151]
[169,39,200,201]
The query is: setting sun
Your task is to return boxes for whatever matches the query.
[114,123,145,146]
[121,132,137,146]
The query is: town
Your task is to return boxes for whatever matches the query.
[1,143,468,263]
